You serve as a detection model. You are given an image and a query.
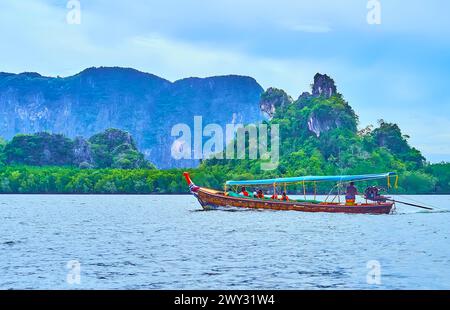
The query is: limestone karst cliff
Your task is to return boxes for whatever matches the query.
[0,67,264,168]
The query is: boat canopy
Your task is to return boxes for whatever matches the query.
[226,172,397,186]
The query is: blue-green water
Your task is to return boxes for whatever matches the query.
[1,195,449,289]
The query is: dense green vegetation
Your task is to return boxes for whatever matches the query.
[0,74,449,195]
[88,129,151,169]
[426,163,450,193]
[0,166,181,194]
[0,165,233,194]
[1,129,152,169]
[4,133,75,166]
[0,67,264,169]
[202,87,449,194]
[0,163,448,194]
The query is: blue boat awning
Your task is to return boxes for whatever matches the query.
[226,172,397,186]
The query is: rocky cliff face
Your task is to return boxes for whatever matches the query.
[0,67,264,168]
[311,73,337,98]
[296,73,337,103]
[259,88,293,119]
[265,73,356,139]
[72,137,93,166]
[297,73,355,137]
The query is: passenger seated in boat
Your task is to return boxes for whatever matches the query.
[240,187,249,197]
[346,182,357,205]
[256,189,264,199]
[271,192,279,200]
[280,192,289,201]
[365,186,379,200]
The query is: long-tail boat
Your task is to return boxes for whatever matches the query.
[183,172,398,215]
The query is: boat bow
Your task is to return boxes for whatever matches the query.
[183,172,200,193]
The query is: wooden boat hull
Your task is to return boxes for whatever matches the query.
[183,173,394,215]
[195,188,393,214]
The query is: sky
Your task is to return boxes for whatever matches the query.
[0,0,449,162]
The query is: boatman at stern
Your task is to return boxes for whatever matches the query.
[345,182,358,206]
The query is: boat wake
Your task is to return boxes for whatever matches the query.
[416,209,450,214]
[189,206,256,212]
[394,209,450,215]
[211,206,258,212]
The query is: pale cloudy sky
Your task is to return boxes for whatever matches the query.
[1,0,449,162]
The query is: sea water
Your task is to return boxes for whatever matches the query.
[1,194,449,289]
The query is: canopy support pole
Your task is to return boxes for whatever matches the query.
[314,182,317,201]
[337,183,341,204]
[325,184,338,203]
[303,181,306,200]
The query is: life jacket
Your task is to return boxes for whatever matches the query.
[345,198,356,206]
[281,195,289,201]
[241,191,249,197]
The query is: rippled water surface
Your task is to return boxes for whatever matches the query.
[1,194,450,289]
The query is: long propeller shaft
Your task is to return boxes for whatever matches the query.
[385,198,433,210]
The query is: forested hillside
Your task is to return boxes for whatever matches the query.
[0,73,449,194]
[202,74,448,194]
[0,67,264,168]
